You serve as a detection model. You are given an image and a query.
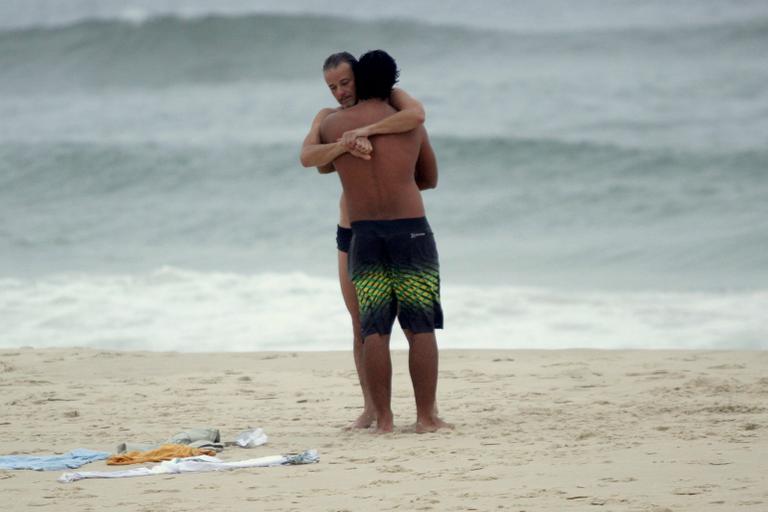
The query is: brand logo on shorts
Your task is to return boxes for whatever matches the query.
[410,232,426,239]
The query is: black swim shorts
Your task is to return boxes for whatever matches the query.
[336,225,353,253]
[349,217,443,339]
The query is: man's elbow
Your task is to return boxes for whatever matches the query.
[299,151,313,168]
[417,177,437,190]
[317,163,335,174]
[414,109,426,125]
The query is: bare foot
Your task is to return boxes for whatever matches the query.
[345,409,376,430]
[372,412,394,434]
[373,423,394,434]
[414,417,453,434]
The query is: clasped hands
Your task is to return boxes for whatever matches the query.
[338,127,372,160]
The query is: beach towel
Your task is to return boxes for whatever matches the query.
[0,449,109,471]
[107,444,217,465]
[58,449,319,483]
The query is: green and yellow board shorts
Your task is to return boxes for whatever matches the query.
[349,217,443,339]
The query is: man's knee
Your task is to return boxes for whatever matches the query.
[363,334,390,347]
[409,331,438,348]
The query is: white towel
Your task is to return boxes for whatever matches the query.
[58,450,318,483]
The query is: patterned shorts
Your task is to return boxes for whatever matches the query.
[349,217,443,339]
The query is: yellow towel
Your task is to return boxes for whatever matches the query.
[107,444,217,465]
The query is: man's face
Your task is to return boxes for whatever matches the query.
[324,62,356,109]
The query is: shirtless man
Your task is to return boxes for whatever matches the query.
[300,52,426,429]
[319,50,447,433]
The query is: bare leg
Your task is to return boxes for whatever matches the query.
[339,249,376,428]
[403,329,439,417]
[363,333,394,433]
[407,331,450,433]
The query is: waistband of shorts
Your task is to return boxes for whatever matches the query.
[350,217,431,236]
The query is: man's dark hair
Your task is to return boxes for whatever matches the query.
[323,52,357,71]
[354,50,399,101]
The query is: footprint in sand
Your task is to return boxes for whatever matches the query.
[377,464,410,473]
[707,364,746,370]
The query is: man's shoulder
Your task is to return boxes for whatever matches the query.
[318,107,348,142]
[314,107,340,122]
[320,106,352,131]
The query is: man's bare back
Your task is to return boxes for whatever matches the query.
[320,99,429,222]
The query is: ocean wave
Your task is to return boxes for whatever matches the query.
[1,138,766,288]
[1,13,766,91]
[1,267,765,351]
[4,7,768,37]
[2,137,766,206]
[0,13,465,91]
[432,135,768,180]
[4,136,765,189]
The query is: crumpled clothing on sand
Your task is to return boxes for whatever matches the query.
[116,428,222,454]
[107,444,217,465]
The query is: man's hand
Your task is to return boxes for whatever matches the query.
[349,148,372,160]
[336,137,372,160]
[353,136,372,155]
[341,127,371,149]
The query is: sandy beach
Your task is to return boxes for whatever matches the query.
[0,348,766,511]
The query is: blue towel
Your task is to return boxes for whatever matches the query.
[0,449,109,471]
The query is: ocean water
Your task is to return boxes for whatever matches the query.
[2,1,767,351]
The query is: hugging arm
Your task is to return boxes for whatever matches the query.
[300,109,346,173]
[339,88,426,149]
[300,109,371,173]
[302,89,426,170]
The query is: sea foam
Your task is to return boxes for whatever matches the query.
[2,267,765,352]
